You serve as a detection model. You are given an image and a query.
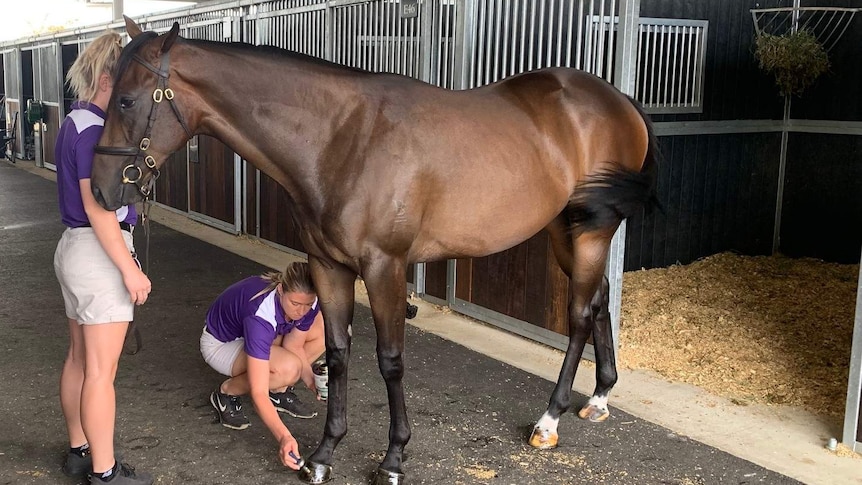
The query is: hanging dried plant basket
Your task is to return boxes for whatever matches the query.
[755,29,829,97]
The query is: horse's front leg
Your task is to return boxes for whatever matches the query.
[299,256,357,484]
[363,255,410,485]
[530,230,614,449]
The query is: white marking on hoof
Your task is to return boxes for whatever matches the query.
[529,412,560,449]
[588,395,608,410]
[578,396,610,422]
[535,412,560,435]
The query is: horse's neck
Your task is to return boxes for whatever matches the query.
[186,42,357,213]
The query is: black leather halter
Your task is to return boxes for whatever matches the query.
[94,47,193,197]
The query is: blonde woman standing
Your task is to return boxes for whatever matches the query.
[53,30,153,485]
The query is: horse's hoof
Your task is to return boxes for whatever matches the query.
[373,467,405,485]
[297,461,332,484]
[528,427,558,449]
[578,403,610,422]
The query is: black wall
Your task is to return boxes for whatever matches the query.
[624,0,861,269]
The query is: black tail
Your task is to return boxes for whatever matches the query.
[567,96,660,233]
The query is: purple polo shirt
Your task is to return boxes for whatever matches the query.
[55,101,137,228]
[205,276,320,360]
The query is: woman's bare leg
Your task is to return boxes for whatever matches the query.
[60,318,87,448]
[221,347,303,395]
[81,322,128,473]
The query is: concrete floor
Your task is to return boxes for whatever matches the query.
[142,173,862,485]
[0,157,862,485]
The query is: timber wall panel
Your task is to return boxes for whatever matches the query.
[155,150,189,212]
[189,136,234,225]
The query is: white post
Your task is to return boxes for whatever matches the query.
[113,0,124,21]
[843,249,862,450]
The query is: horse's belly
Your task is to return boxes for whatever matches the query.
[413,191,565,261]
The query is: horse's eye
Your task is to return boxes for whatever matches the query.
[119,97,136,110]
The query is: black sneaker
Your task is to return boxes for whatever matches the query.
[210,389,250,430]
[270,387,317,419]
[89,461,153,485]
[63,449,123,478]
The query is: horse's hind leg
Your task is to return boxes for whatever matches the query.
[362,254,411,485]
[529,222,616,449]
[577,275,618,422]
[300,256,357,484]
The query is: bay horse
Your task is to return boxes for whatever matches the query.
[91,18,657,485]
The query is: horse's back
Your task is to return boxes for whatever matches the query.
[382,68,649,261]
[487,67,649,169]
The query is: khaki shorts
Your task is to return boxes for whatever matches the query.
[54,227,136,324]
[200,326,244,377]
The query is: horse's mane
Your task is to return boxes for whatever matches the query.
[184,37,370,75]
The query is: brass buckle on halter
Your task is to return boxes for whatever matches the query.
[122,164,143,184]
[153,88,164,103]
[144,156,157,169]
[139,138,151,151]
[164,88,175,100]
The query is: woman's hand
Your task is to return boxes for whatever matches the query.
[278,433,301,470]
[123,269,152,305]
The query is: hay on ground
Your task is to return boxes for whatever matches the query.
[620,252,859,417]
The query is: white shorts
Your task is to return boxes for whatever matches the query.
[200,326,244,377]
[54,227,136,325]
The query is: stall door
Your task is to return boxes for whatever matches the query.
[184,19,241,232]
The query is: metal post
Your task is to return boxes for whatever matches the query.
[843,249,862,450]
[608,0,640,353]
[773,96,790,254]
[773,0,801,254]
[113,0,124,21]
[454,0,478,90]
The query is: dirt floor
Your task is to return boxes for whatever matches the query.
[620,252,859,418]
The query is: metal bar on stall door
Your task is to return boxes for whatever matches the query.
[584,0,594,72]
[479,1,488,84]
[519,0,527,74]
[420,0,435,84]
[555,0,564,66]
[492,0,499,79]
[528,0,536,72]
[537,0,546,68]
[395,0,403,74]
[457,0,479,90]
[234,153,242,234]
[387,0,395,73]
[575,0,584,70]
[651,24,659,104]
[508,0,517,78]
[407,11,414,78]
[605,0,616,80]
[502,0,510,78]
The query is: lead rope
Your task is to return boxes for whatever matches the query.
[125,193,153,355]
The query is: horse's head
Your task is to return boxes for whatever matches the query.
[91,16,193,210]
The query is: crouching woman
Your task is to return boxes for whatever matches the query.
[200,262,324,469]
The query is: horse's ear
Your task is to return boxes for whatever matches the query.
[124,15,143,39]
[160,22,181,53]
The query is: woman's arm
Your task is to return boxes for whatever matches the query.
[80,178,150,305]
[281,311,325,390]
[247,356,301,469]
